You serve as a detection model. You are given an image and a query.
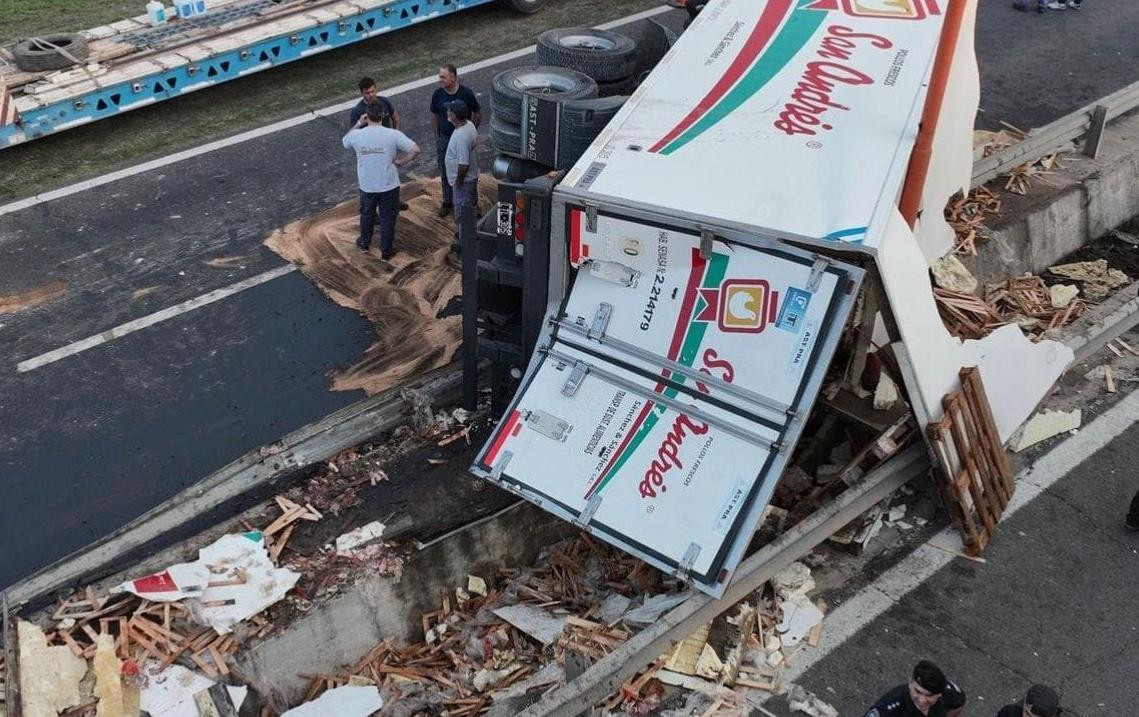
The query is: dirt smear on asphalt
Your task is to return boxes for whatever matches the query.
[265,176,496,395]
[0,280,69,314]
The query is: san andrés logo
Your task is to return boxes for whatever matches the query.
[773,24,893,137]
[638,348,735,500]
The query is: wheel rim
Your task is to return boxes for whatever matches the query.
[559,34,617,51]
[510,71,575,95]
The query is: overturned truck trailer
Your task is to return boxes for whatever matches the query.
[465,0,1072,598]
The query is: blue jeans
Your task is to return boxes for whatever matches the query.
[452,178,478,238]
[436,136,453,206]
[358,187,400,253]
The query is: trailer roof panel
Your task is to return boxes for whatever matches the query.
[561,0,946,254]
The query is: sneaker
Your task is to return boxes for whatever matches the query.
[1012,0,1026,9]
[357,244,370,254]
[437,202,453,218]
[399,202,410,211]
[1067,0,1081,8]
[381,250,397,261]
[1046,1,1066,8]
[1127,515,1139,531]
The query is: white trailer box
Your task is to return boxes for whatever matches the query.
[474,0,956,597]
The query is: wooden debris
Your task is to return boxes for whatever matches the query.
[928,367,1014,556]
[944,186,1001,256]
[1105,365,1117,393]
[935,274,1088,342]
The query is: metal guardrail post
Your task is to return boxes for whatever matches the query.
[1083,105,1109,159]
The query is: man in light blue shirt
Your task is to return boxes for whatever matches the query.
[444,99,479,231]
[342,102,420,260]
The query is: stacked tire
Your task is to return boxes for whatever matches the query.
[536,28,638,97]
[489,65,597,168]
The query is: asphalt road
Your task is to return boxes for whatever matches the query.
[760,403,1139,717]
[1,2,1138,590]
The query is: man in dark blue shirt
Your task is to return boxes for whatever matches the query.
[996,684,1062,717]
[863,660,966,717]
[429,64,481,217]
[349,76,400,129]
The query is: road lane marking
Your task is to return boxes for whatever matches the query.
[16,264,297,372]
[760,386,1139,698]
[0,6,672,218]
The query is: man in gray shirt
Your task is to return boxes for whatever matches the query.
[444,99,479,230]
[342,101,420,260]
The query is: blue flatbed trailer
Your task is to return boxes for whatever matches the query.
[0,0,547,149]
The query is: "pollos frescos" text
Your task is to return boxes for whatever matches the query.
[638,348,735,499]
[773,25,893,137]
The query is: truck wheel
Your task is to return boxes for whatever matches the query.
[491,66,598,124]
[13,33,89,72]
[554,96,628,168]
[536,28,638,83]
[490,117,524,157]
[502,0,550,13]
[596,75,637,98]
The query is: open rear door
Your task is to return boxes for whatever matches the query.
[472,208,863,597]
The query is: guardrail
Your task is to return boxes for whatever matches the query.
[971,78,1139,187]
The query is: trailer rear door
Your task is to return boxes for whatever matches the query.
[472,208,862,597]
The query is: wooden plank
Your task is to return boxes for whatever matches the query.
[943,395,996,536]
[1105,365,1117,393]
[961,368,1014,492]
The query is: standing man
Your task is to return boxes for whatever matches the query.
[429,64,481,217]
[349,77,400,129]
[342,101,420,260]
[444,99,479,236]
[863,660,967,717]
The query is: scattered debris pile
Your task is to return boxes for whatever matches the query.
[935,272,1095,342]
[1004,153,1062,196]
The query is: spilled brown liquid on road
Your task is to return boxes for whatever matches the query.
[265,176,496,395]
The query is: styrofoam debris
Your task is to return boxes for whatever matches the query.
[281,685,382,716]
[492,604,566,646]
[622,592,692,625]
[873,372,900,411]
[1049,284,1079,308]
[886,504,908,523]
[771,562,814,599]
[139,662,248,717]
[788,684,839,717]
[120,532,300,634]
[931,255,978,294]
[18,620,88,717]
[777,597,824,648]
[467,575,488,597]
[597,593,633,623]
[336,521,386,553]
[1011,409,1082,452]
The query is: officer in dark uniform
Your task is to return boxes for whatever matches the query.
[863,660,967,717]
[996,684,1062,717]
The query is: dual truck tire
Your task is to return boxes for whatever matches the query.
[490,27,639,171]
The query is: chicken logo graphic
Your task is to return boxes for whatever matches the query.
[807,0,938,20]
[694,280,779,334]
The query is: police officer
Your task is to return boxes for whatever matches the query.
[863,660,967,717]
[996,684,1062,717]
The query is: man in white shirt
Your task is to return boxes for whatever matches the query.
[342,101,420,260]
[444,99,479,231]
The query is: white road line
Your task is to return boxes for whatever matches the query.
[765,387,1139,694]
[16,264,297,372]
[0,5,672,218]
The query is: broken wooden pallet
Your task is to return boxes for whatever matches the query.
[928,367,1014,555]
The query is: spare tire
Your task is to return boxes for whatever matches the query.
[556,95,628,167]
[491,66,598,124]
[490,117,524,157]
[13,33,89,72]
[536,28,637,83]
